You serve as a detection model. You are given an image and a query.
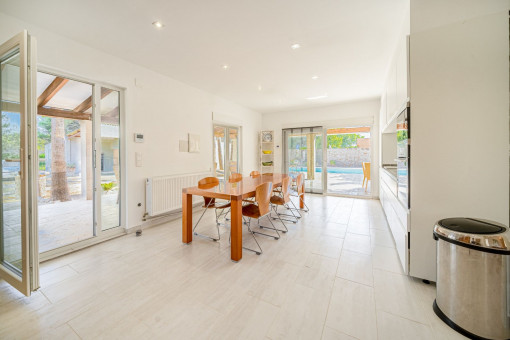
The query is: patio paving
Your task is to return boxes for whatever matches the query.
[304,172,371,196]
[2,187,120,269]
[327,173,371,196]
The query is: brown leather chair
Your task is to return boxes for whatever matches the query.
[229,172,242,182]
[268,176,297,230]
[289,173,309,216]
[241,182,280,254]
[362,162,371,191]
[192,177,231,241]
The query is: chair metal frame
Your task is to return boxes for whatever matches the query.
[265,177,296,233]
[277,174,309,219]
[240,182,281,255]
[192,177,230,241]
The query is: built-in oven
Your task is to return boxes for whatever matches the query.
[396,106,410,208]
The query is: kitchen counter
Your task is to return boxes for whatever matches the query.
[381,166,397,180]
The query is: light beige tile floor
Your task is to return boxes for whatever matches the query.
[0,195,467,340]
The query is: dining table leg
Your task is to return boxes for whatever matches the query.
[230,196,243,262]
[182,192,193,244]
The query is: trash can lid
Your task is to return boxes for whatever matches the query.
[438,218,505,234]
[434,218,510,255]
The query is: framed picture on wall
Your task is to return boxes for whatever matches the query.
[188,133,200,153]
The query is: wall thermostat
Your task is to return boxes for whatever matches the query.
[134,133,144,143]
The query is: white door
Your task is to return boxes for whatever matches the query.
[213,125,240,181]
[0,31,39,296]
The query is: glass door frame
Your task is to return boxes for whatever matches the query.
[322,124,375,199]
[0,31,38,296]
[212,123,242,181]
[282,126,325,194]
[36,66,126,262]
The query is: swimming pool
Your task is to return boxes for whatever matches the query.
[290,167,363,174]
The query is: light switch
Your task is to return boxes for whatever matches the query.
[135,152,143,167]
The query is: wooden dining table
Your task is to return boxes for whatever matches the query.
[182,173,305,262]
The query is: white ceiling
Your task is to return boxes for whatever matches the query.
[0,0,408,113]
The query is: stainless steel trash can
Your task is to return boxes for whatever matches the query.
[433,218,510,340]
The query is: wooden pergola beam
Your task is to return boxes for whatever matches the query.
[37,106,91,121]
[327,127,371,134]
[37,107,120,124]
[102,106,119,119]
[37,77,68,107]
[101,115,119,125]
[73,87,113,113]
[1,100,20,113]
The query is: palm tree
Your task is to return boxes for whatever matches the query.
[50,117,71,201]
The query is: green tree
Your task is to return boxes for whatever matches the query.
[326,134,363,149]
[37,116,52,152]
[65,119,80,134]
[397,130,408,142]
[1,113,21,160]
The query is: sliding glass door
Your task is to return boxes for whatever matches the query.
[213,125,239,181]
[0,31,124,296]
[325,126,372,196]
[282,127,323,194]
[99,88,121,230]
[36,72,94,251]
[36,72,123,254]
[282,125,372,197]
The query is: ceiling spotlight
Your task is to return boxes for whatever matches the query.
[222,64,230,70]
[291,43,301,50]
[306,94,328,100]
[152,21,164,29]
[311,75,319,80]
[257,85,263,91]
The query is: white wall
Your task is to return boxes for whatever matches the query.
[0,12,262,230]
[409,2,509,280]
[261,99,381,196]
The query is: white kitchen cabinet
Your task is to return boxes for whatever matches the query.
[385,62,397,123]
[380,173,409,274]
[381,36,409,132]
[379,3,507,283]
[379,34,411,275]
[395,37,409,110]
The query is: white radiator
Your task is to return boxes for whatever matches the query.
[146,172,210,217]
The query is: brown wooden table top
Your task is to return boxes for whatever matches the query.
[183,173,288,200]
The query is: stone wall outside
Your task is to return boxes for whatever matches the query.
[288,147,370,168]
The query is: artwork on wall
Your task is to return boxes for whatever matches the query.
[188,133,200,153]
[178,140,188,152]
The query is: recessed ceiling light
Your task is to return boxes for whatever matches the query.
[311,75,319,80]
[291,43,301,50]
[152,21,164,29]
[222,64,230,70]
[306,94,328,100]
[257,85,263,91]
